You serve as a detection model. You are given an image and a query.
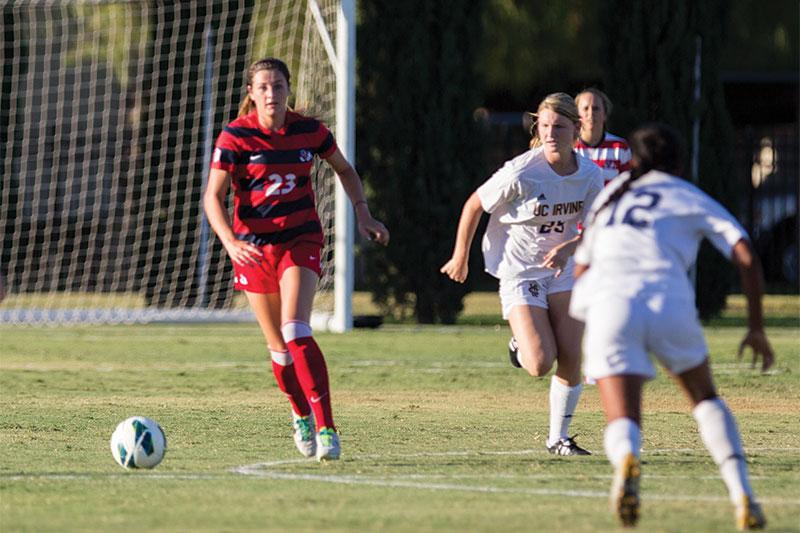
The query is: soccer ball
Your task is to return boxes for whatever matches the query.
[110,416,167,469]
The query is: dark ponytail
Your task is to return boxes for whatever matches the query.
[589,123,684,224]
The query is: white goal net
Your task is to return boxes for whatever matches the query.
[0,0,355,329]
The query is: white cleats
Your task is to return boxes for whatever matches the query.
[292,412,316,458]
[315,427,340,462]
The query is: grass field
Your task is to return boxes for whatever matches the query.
[1,295,798,532]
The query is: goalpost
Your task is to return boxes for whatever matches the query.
[0,0,355,331]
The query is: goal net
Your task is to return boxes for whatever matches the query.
[0,0,355,330]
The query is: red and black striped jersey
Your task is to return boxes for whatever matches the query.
[574,132,632,185]
[211,110,337,246]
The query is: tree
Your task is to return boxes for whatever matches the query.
[357,0,486,323]
[599,0,741,319]
[480,0,601,110]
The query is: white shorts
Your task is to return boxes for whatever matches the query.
[498,263,575,319]
[582,293,708,380]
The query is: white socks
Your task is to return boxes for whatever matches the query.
[604,417,641,468]
[693,398,754,504]
[600,398,754,507]
[548,376,583,446]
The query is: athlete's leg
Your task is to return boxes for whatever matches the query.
[279,266,335,431]
[280,265,340,461]
[545,291,587,449]
[597,374,646,527]
[245,290,284,348]
[597,375,645,457]
[674,360,760,521]
[507,304,557,377]
[245,291,311,417]
[548,291,582,385]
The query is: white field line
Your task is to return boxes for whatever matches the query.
[230,455,799,505]
[4,448,799,507]
[232,468,800,505]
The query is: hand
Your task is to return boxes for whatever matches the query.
[440,257,468,283]
[542,242,570,277]
[737,329,775,372]
[358,217,390,246]
[223,238,263,267]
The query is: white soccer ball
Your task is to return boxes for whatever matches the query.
[110,416,167,469]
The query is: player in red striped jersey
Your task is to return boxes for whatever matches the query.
[574,88,632,185]
[203,58,389,461]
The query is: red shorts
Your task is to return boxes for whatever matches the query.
[232,240,322,294]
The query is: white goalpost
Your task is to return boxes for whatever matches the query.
[0,0,356,331]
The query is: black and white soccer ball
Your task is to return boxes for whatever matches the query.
[110,416,167,469]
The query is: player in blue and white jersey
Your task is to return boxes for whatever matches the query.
[570,123,773,529]
[441,93,604,456]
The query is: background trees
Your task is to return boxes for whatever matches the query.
[357,0,485,323]
[357,0,798,322]
[598,0,737,318]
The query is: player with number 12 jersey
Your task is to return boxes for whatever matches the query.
[570,170,748,318]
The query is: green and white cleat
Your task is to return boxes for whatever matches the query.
[315,427,340,462]
[292,412,316,458]
[610,452,640,527]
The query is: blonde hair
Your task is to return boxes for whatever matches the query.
[528,92,580,148]
[575,88,613,118]
[237,57,292,118]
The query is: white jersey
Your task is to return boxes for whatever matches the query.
[477,147,604,280]
[570,170,747,320]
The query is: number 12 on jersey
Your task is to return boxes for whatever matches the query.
[606,190,661,228]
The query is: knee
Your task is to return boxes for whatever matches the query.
[519,350,554,377]
[555,358,582,384]
[281,320,313,343]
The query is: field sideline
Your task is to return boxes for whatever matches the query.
[1,295,798,531]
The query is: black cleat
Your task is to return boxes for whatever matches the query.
[546,435,592,456]
[508,337,522,368]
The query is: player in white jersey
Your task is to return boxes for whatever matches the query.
[574,88,632,184]
[569,123,774,529]
[442,93,604,456]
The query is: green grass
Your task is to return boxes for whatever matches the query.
[354,292,800,328]
[1,300,798,532]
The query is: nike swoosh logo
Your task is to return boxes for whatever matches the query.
[309,393,328,404]
[250,153,264,161]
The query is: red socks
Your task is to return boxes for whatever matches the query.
[281,321,335,431]
[269,350,310,417]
